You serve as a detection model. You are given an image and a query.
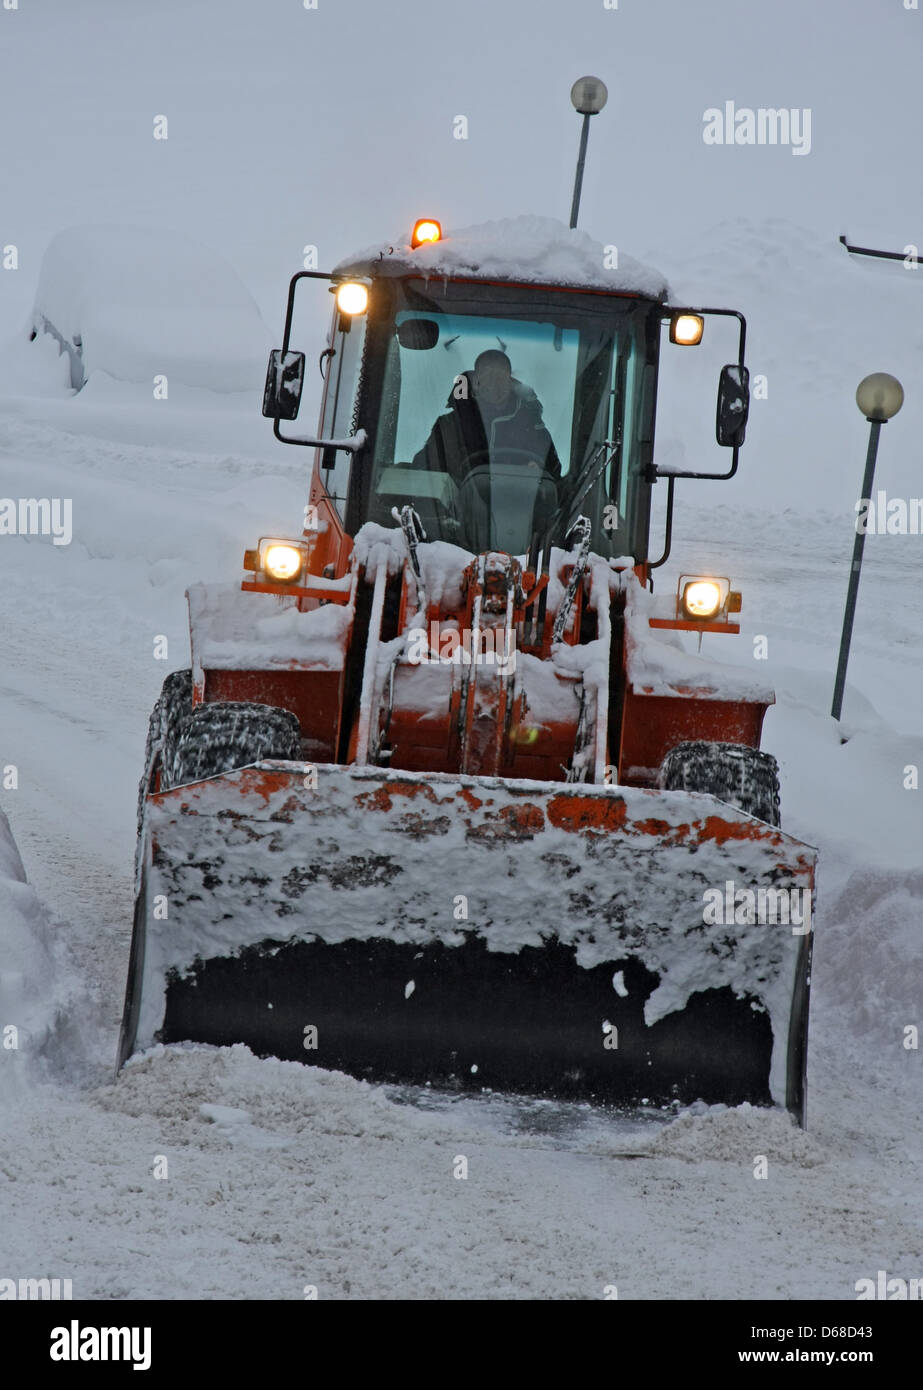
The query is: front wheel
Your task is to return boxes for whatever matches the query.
[136,668,193,847]
[658,740,781,827]
[168,702,302,787]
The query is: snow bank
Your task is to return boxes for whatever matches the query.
[335,215,669,298]
[32,225,272,393]
[817,866,923,1096]
[0,807,73,1092]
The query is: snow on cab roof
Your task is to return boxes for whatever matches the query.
[334,214,669,299]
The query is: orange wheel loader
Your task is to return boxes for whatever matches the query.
[119,212,816,1122]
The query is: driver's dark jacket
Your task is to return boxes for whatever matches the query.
[411,373,562,489]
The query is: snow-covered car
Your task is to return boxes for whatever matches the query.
[31,224,272,393]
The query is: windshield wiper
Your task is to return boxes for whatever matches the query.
[524,434,620,645]
[534,428,621,563]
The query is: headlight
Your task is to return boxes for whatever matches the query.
[263,543,304,582]
[335,282,369,315]
[682,579,722,619]
[669,312,705,346]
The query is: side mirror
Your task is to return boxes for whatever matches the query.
[262,349,305,420]
[396,318,440,350]
[716,363,750,447]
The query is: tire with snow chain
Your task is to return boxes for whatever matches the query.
[169,702,302,788]
[157,669,194,786]
[658,740,781,827]
[137,668,192,834]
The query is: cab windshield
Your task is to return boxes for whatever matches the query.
[361,279,656,561]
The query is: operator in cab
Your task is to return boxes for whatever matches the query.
[411,349,562,489]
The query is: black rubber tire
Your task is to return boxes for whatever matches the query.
[169,701,302,787]
[658,740,781,827]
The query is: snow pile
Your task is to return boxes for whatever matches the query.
[350,522,408,581]
[189,581,354,672]
[623,572,776,703]
[417,540,477,613]
[103,1044,421,1144]
[351,523,477,613]
[32,225,272,394]
[516,651,582,723]
[642,1102,825,1166]
[819,867,922,1083]
[335,215,669,298]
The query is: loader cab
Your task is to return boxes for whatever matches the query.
[264,226,749,583]
[316,275,664,566]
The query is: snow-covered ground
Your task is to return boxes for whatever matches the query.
[1,0,920,1303]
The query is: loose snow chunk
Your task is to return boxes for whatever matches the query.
[335,215,669,298]
[189,581,354,672]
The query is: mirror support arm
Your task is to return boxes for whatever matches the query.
[280,270,335,353]
[272,424,367,452]
[650,307,747,482]
[269,269,366,452]
[648,476,675,571]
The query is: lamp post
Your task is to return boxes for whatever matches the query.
[569,76,608,229]
[831,373,904,722]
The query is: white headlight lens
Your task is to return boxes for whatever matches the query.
[263,544,303,581]
[670,313,705,346]
[335,282,369,315]
[682,580,722,619]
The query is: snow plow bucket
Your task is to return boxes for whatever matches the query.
[120,765,816,1121]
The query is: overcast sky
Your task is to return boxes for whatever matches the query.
[2,0,920,312]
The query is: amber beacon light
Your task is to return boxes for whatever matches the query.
[411,219,442,248]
